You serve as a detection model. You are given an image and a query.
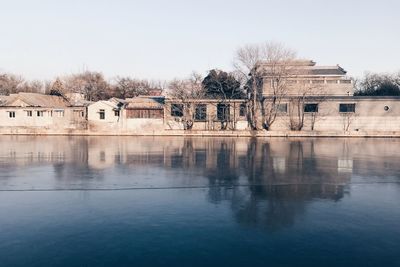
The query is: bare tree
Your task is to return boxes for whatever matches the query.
[288,81,326,131]
[342,112,357,132]
[112,77,164,99]
[167,72,205,130]
[0,73,24,95]
[234,42,296,130]
[354,72,400,96]
[46,78,65,96]
[19,80,44,93]
[64,71,110,101]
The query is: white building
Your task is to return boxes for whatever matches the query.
[0,92,87,134]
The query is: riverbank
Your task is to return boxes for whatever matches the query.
[1,127,400,137]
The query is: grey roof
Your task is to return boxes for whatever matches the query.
[68,99,93,107]
[0,93,70,108]
[260,60,348,77]
[308,67,347,76]
[125,96,165,109]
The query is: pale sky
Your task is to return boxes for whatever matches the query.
[0,0,399,81]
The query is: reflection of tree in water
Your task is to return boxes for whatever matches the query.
[205,138,348,231]
[230,184,346,232]
[205,140,240,204]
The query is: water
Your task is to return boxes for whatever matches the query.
[0,136,399,267]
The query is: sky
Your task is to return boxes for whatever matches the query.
[0,0,399,81]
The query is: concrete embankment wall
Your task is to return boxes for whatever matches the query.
[1,127,400,137]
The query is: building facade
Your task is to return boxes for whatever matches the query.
[260,60,353,96]
[0,92,87,134]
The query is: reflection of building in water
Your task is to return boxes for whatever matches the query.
[338,159,353,173]
[2,136,400,231]
[272,157,286,174]
[2,136,400,184]
[2,136,400,177]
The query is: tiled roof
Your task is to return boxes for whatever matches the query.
[0,95,16,106]
[0,93,70,108]
[125,96,165,109]
[260,60,348,76]
[308,66,347,76]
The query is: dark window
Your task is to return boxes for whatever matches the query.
[277,103,288,113]
[217,104,230,121]
[114,110,120,117]
[195,104,207,121]
[340,80,352,84]
[127,109,163,119]
[327,80,338,84]
[239,103,246,117]
[171,104,183,117]
[304,103,318,113]
[339,103,355,113]
[26,111,32,117]
[37,111,44,117]
[99,109,105,120]
[8,111,15,118]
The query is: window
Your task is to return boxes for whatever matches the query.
[340,80,352,84]
[37,111,44,117]
[127,109,163,119]
[195,104,207,121]
[217,104,230,121]
[73,110,85,118]
[26,110,32,117]
[99,109,105,120]
[327,80,338,84]
[171,104,183,117]
[8,111,16,118]
[54,110,64,117]
[277,103,288,113]
[239,103,246,117]
[339,103,355,113]
[114,110,120,117]
[304,103,318,113]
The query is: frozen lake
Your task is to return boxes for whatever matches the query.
[0,136,399,267]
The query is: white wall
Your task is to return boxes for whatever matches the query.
[0,108,87,132]
[87,101,123,132]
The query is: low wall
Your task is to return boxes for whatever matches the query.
[1,127,400,137]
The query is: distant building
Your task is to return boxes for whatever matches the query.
[87,98,125,131]
[87,96,164,133]
[164,99,248,131]
[0,92,87,133]
[260,60,353,96]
